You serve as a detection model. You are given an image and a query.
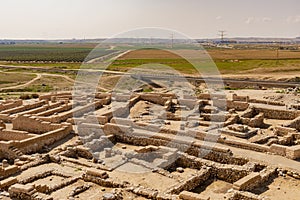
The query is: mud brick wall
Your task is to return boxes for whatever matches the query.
[253,107,300,120]
[198,93,225,100]
[36,103,72,117]
[17,105,48,116]
[111,105,130,118]
[0,114,12,123]
[13,123,72,154]
[0,177,17,190]
[0,100,22,112]
[267,101,285,106]
[0,141,15,159]
[233,172,261,191]
[284,116,300,131]
[140,94,168,105]
[0,129,34,141]
[178,98,198,109]
[83,174,125,188]
[231,191,261,200]
[185,129,222,142]
[113,94,132,102]
[110,117,160,132]
[220,137,270,153]
[147,92,175,98]
[198,93,211,100]
[39,101,103,123]
[0,165,20,180]
[286,145,300,160]
[224,115,239,126]
[201,113,229,122]
[212,98,227,110]
[95,93,112,100]
[233,94,249,102]
[85,115,108,125]
[39,92,72,101]
[77,123,105,138]
[97,97,111,105]
[176,154,249,183]
[72,101,103,118]
[179,191,209,200]
[129,96,140,108]
[167,168,211,194]
[248,99,285,106]
[227,100,249,111]
[55,95,72,100]
[17,102,64,116]
[274,126,297,136]
[104,123,232,159]
[12,115,63,134]
[214,165,250,183]
[270,144,287,156]
[240,113,264,128]
[0,120,4,129]
[292,104,300,110]
[234,166,276,192]
[1,100,47,115]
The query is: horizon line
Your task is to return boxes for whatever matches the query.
[0,36,299,41]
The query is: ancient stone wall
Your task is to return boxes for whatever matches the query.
[140,94,168,105]
[36,103,72,117]
[13,123,72,154]
[39,92,72,101]
[0,128,34,141]
[232,94,285,106]
[12,115,63,134]
[220,137,270,153]
[17,102,64,116]
[167,168,211,194]
[0,100,23,112]
[227,100,249,111]
[38,101,103,123]
[1,101,47,115]
[253,107,300,120]
[284,116,300,131]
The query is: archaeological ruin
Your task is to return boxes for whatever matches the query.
[0,89,299,200]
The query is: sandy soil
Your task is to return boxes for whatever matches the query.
[110,162,179,192]
[225,89,299,105]
[252,176,300,200]
[193,179,232,200]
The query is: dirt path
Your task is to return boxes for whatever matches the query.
[0,73,41,91]
[0,72,77,92]
[86,50,127,64]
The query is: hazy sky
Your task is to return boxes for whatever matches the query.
[1,0,299,39]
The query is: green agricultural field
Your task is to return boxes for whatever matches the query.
[215,59,300,74]
[1,45,300,75]
[0,44,115,62]
[109,58,196,74]
[108,48,300,75]
[0,62,82,70]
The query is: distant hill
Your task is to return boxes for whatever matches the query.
[0,37,299,45]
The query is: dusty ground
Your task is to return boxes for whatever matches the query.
[252,176,300,200]
[225,89,299,105]
[193,179,233,200]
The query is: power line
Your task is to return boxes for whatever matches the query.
[171,33,174,48]
[218,30,226,42]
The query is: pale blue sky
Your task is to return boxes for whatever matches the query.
[1,0,299,39]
